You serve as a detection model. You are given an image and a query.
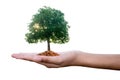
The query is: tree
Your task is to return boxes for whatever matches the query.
[25,6,69,51]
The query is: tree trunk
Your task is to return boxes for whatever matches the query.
[47,38,50,51]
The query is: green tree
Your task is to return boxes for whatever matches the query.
[25,6,69,51]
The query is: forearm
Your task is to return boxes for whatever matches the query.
[72,51,120,70]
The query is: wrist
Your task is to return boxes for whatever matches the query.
[69,51,85,66]
[70,51,91,67]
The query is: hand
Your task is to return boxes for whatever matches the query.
[12,51,78,68]
[12,51,120,70]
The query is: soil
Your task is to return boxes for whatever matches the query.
[38,50,59,56]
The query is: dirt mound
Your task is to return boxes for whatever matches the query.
[38,51,59,56]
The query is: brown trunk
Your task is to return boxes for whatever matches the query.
[38,38,59,56]
[47,38,50,51]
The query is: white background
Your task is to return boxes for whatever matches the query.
[0,0,120,80]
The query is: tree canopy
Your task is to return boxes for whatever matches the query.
[25,6,70,45]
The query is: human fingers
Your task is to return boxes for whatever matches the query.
[12,53,42,62]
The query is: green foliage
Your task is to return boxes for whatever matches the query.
[25,6,69,44]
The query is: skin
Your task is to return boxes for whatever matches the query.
[12,51,120,70]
